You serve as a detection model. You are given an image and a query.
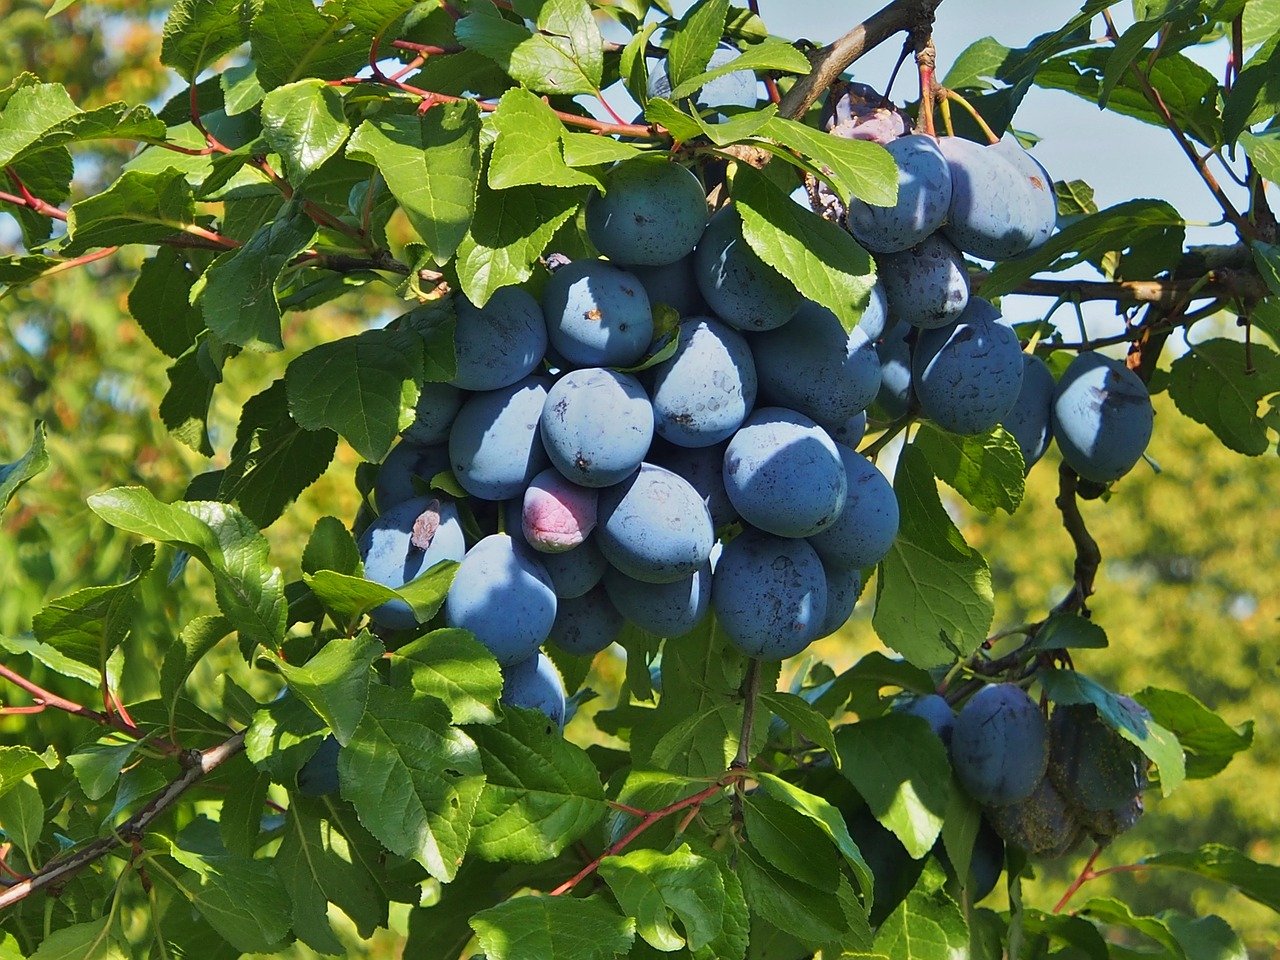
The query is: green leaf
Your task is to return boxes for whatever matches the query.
[346,103,480,264]
[128,248,205,359]
[761,691,839,762]
[734,165,875,333]
[1132,687,1253,779]
[599,844,726,951]
[940,783,982,893]
[67,738,137,801]
[0,779,43,861]
[488,89,600,189]
[742,792,841,891]
[338,684,484,881]
[221,62,264,115]
[160,0,253,80]
[302,516,361,577]
[912,424,1025,515]
[196,200,317,350]
[276,796,388,955]
[0,745,58,801]
[1039,669,1186,795]
[1142,844,1280,912]
[690,102,778,147]
[665,0,729,89]
[738,843,851,945]
[1169,335,1280,456]
[1099,18,1163,109]
[1025,613,1108,652]
[285,327,426,462]
[1223,47,1280,145]
[1078,897,1187,956]
[562,132,647,167]
[755,116,898,207]
[277,633,382,745]
[260,79,349,185]
[669,38,810,100]
[0,82,79,168]
[249,0,367,90]
[456,0,604,96]
[470,894,636,960]
[835,715,951,859]
[469,707,606,862]
[0,634,98,686]
[28,918,127,960]
[245,693,327,780]
[388,628,503,725]
[160,347,217,457]
[64,169,198,255]
[455,182,583,305]
[1241,130,1280,184]
[166,836,293,953]
[873,446,995,669]
[0,421,49,516]
[1163,912,1247,960]
[872,885,968,959]
[87,487,286,653]
[31,544,155,669]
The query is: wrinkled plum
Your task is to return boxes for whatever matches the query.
[1048,703,1149,813]
[986,776,1084,859]
[822,81,912,145]
[522,468,598,553]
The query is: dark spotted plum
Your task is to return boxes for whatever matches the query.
[986,776,1084,859]
[1051,352,1154,483]
[1001,354,1056,471]
[522,468,597,553]
[451,287,547,391]
[650,317,756,448]
[649,438,738,527]
[449,376,550,501]
[548,585,625,656]
[938,136,1039,260]
[877,234,970,329]
[501,651,566,727]
[597,463,715,584]
[604,561,711,637]
[723,408,847,538]
[913,298,1024,435]
[693,206,800,332]
[808,443,899,570]
[359,495,466,630]
[541,368,654,488]
[845,135,952,253]
[586,159,708,266]
[711,529,827,659]
[826,409,868,448]
[951,682,1049,806]
[543,260,654,367]
[444,534,557,666]
[374,441,450,512]
[1047,703,1149,813]
[402,381,465,447]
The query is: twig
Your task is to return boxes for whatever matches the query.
[974,270,1268,306]
[859,415,914,458]
[1052,846,1153,913]
[0,732,245,910]
[915,36,937,136]
[938,88,998,143]
[732,659,763,769]
[1051,465,1102,617]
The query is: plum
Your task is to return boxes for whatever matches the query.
[856,280,894,341]
[876,233,970,329]
[894,693,955,746]
[1001,354,1056,471]
[373,441,451,512]
[648,438,738,527]
[548,585,625,656]
[938,136,1039,260]
[825,409,868,449]
[845,135,952,253]
[815,563,862,639]
[359,495,466,630]
[711,529,827,659]
[951,682,1049,806]
[751,301,881,428]
[913,298,1024,435]
[693,205,800,332]
[522,468,598,552]
[1047,703,1149,813]
[986,776,1084,859]
[540,368,654,488]
[875,324,915,419]
[990,134,1057,250]
[596,463,715,583]
[604,561,711,637]
[586,160,708,266]
[504,500,608,599]
[402,381,464,447]
[543,260,654,367]
[619,255,708,317]
[501,651,566,727]
[444,533,557,665]
[451,287,547,391]
[821,81,911,145]
[1051,352,1154,483]
[449,376,551,501]
[650,317,757,448]
[723,407,847,538]
[807,443,899,570]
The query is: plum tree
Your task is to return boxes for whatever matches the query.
[359,495,466,630]
[402,381,465,447]
[845,134,952,252]
[586,160,708,265]
[877,232,971,329]
[448,376,551,501]
[521,468,598,552]
[444,533,557,665]
[950,683,1049,806]
[711,529,827,658]
[1052,352,1155,483]
[540,368,654,487]
[542,260,654,367]
[501,652,567,727]
[648,438,738,527]
[1001,354,1057,470]
[548,586,625,657]
[649,317,757,448]
[450,287,548,392]
[373,441,451,511]
[596,463,715,583]
[603,561,711,637]
[808,443,900,570]
[937,136,1040,260]
[693,205,800,331]
[723,407,848,538]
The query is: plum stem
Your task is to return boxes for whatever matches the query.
[732,658,763,769]
[915,37,937,137]
[938,87,998,144]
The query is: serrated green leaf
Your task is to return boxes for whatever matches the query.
[28,918,127,960]
[389,628,503,725]
[0,779,43,861]
[67,737,137,801]
[0,421,49,515]
[160,346,217,457]
[754,116,898,208]
[221,61,264,115]
[599,844,726,952]
[160,0,254,80]
[742,792,841,891]
[0,634,98,686]
[0,745,58,801]
[739,843,851,945]
[260,79,349,185]
[128,248,205,359]
[666,0,728,89]
[277,633,382,745]
[457,0,604,96]
[303,564,458,628]
[1141,844,1280,912]
[1025,613,1108,652]
[1132,687,1253,779]
[669,38,809,100]
[1162,912,1247,960]
[470,894,635,960]
[761,691,839,762]
[0,82,79,168]
[166,835,293,953]
[302,516,361,577]
[643,97,705,141]
[1169,335,1280,456]
[64,169,198,255]
[873,446,994,669]
[1099,18,1163,109]
[249,0,367,90]
[160,616,233,730]
[872,885,968,960]
[561,132,647,167]
[913,424,1025,515]
[245,693,327,780]
[488,89,600,189]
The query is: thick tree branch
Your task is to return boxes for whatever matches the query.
[982,270,1267,306]
[0,731,245,910]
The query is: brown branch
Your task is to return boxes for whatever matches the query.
[1051,465,1102,617]
[732,659,763,769]
[0,731,245,911]
[977,269,1268,306]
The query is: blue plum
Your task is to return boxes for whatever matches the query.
[543,260,654,367]
[711,529,827,659]
[504,500,608,598]
[751,302,880,428]
[856,280,894,341]
[501,652,567,727]
[586,160,708,266]
[1051,352,1154,483]
[723,408,847,538]
[1001,354,1056,471]
[989,135,1057,250]
[951,682,1049,806]
[541,368,654,488]
[373,441,450,511]
[444,533,557,665]
[296,735,340,797]
[597,463,715,583]
[938,136,1039,260]
[650,317,757,447]
[548,586,625,657]
[913,298,1024,435]
[449,376,551,500]
[620,255,707,317]
[807,443,899,569]
[693,205,800,332]
[877,234,970,330]
[603,561,711,637]
[451,287,547,391]
[649,438,738,527]
[522,468,597,553]
[647,44,758,113]
[359,495,467,630]
[402,381,465,447]
[827,409,867,448]
[875,325,914,419]
[894,693,956,746]
[815,563,862,638]
[845,135,952,253]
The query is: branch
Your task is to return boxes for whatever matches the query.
[976,268,1267,306]
[0,731,245,910]
[778,0,944,119]
[732,659,763,769]
[1050,465,1102,617]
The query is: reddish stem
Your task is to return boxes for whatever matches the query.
[1053,844,1104,913]
[391,40,463,56]
[3,171,68,221]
